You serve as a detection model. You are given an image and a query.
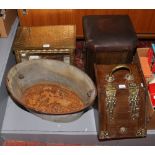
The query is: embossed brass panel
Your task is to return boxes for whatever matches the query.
[13,25,76,64]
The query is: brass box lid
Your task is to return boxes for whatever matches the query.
[13,25,76,50]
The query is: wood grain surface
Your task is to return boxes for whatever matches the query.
[95,64,147,140]
[18,9,155,37]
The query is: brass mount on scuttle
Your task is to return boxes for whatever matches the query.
[105,65,139,120]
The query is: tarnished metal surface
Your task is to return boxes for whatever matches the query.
[13,26,76,49]
[14,49,74,64]
[6,59,96,122]
[13,26,76,64]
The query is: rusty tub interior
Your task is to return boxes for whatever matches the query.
[6,59,96,122]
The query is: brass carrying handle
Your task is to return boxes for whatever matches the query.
[109,64,132,77]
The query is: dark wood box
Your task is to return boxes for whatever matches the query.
[95,64,147,140]
[13,25,76,64]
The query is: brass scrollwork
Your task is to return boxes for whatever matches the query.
[100,131,109,139]
[128,82,139,120]
[105,65,139,120]
[136,128,146,137]
[105,83,116,119]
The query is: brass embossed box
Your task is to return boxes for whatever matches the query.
[13,25,76,64]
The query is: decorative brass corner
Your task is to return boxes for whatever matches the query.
[100,131,109,139]
[136,128,146,137]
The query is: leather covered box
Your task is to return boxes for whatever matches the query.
[95,64,147,140]
[13,25,76,64]
[0,9,17,37]
[83,15,138,80]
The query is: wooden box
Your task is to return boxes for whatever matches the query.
[133,48,155,130]
[13,25,76,64]
[0,9,17,37]
[95,64,147,140]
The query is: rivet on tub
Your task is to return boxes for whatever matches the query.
[18,74,24,79]
[87,89,94,98]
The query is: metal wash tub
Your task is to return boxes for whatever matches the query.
[6,59,96,122]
